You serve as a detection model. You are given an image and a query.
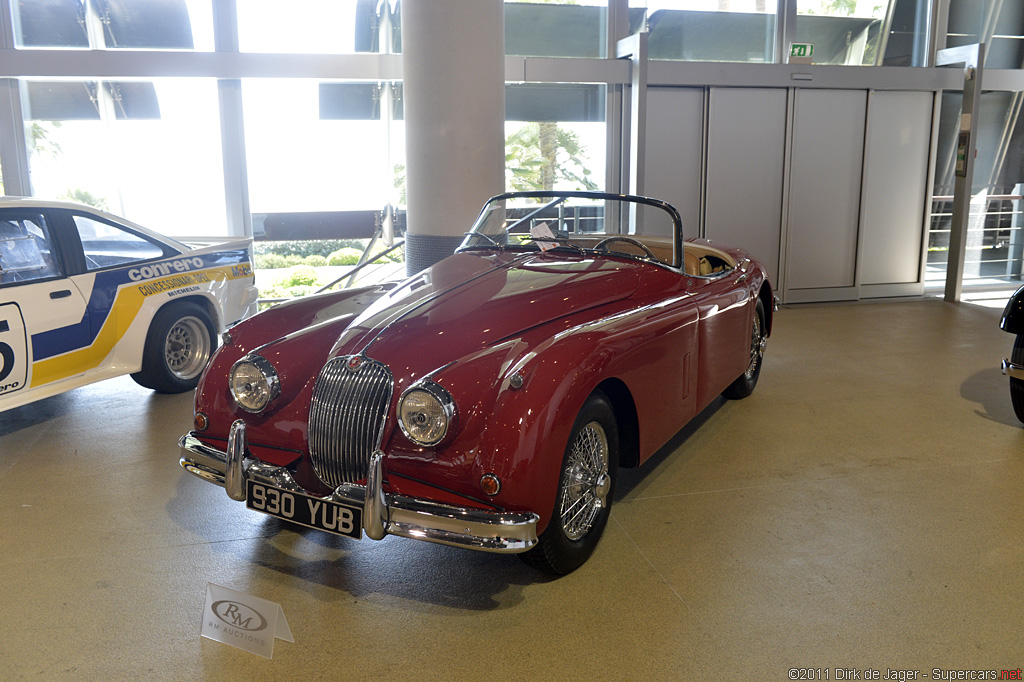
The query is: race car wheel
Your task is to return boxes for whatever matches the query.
[723,297,766,400]
[520,390,619,575]
[131,301,217,393]
[1009,334,1024,423]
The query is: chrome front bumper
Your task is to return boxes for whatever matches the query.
[1002,358,1024,380]
[179,420,539,554]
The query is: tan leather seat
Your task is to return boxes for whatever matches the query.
[684,250,699,275]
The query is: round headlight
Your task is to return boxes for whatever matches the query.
[229,355,280,413]
[399,382,456,446]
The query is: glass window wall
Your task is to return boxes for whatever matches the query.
[946,0,1024,69]
[237,0,392,54]
[928,1,1024,293]
[795,0,883,66]
[11,0,214,51]
[504,1,611,58]
[631,0,777,63]
[505,84,606,193]
[24,78,227,238]
[242,79,402,214]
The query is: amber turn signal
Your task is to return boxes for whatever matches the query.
[480,473,501,496]
[193,412,209,432]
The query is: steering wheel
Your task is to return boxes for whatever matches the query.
[593,236,658,261]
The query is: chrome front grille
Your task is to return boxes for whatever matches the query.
[308,356,394,488]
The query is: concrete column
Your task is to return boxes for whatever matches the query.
[0,80,31,197]
[402,0,505,275]
[214,0,252,239]
[0,2,31,197]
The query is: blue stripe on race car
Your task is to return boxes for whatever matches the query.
[30,267,129,361]
[30,250,248,362]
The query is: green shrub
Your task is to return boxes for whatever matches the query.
[282,284,320,298]
[256,253,316,269]
[254,239,404,266]
[255,253,288,269]
[328,247,364,266]
[253,239,365,258]
[259,283,289,300]
[276,265,321,288]
[369,242,405,263]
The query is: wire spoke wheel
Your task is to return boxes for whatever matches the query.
[744,308,766,380]
[520,390,618,575]
[724,297,767,400]
[558,421,610,541]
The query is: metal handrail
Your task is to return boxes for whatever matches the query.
[932,194,1024,202]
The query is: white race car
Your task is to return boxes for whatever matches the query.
[0,198,258,411]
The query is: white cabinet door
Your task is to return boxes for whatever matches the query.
[705,87,787,286]
[785,89,867,298]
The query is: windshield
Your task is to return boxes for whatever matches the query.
[458,191,682,268]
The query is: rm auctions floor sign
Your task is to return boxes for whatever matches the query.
[201,583,293,658]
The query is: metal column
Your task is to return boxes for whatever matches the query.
[0,0,30,197]
[214,0,252,239]
[937,43,985,303]
[616,32,647,199]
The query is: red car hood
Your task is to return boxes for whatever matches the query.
[197,249,643,477]
[325,250,641,372]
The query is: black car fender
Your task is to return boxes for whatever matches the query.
[1000,284,1024,334]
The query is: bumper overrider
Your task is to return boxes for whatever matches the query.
[1002,357,1024,381]
[179,420,539,553]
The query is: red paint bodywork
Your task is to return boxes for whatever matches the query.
[193,239,772,532]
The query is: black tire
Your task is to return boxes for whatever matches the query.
[1010,334,1024,423]
[723,297,766,400]
[520,390,619,575]
[131,302,217,393]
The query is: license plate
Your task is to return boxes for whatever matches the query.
[245,480,362,540]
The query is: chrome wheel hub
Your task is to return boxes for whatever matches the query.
[559,421,610,541]
[165,316,210,380]
[744,313,765,379]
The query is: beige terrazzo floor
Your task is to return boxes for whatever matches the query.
[1,297,1022,681]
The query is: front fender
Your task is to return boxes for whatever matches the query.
[384,310,629,535]
[459,341,610,534]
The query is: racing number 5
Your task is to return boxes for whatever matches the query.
[0,341,13,383]
[0,305,29,394]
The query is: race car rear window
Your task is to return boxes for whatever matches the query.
[73,214,165,270]
[0,213,60,285]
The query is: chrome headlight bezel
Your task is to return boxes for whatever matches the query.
[229,354,280,413]
[398,380,457,447]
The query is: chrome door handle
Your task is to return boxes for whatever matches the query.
[736,258,751,282]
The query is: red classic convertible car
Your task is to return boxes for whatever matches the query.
[180,191,774,574]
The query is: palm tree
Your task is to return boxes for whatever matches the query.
[393,121,598,200]
[504,122,597,192]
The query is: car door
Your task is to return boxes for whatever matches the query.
[66,210,170,336]
[0,209,91,396]
[50,210,176,379]
[686,263,754,409]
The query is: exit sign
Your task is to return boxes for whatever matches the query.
[790,43,814,58]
